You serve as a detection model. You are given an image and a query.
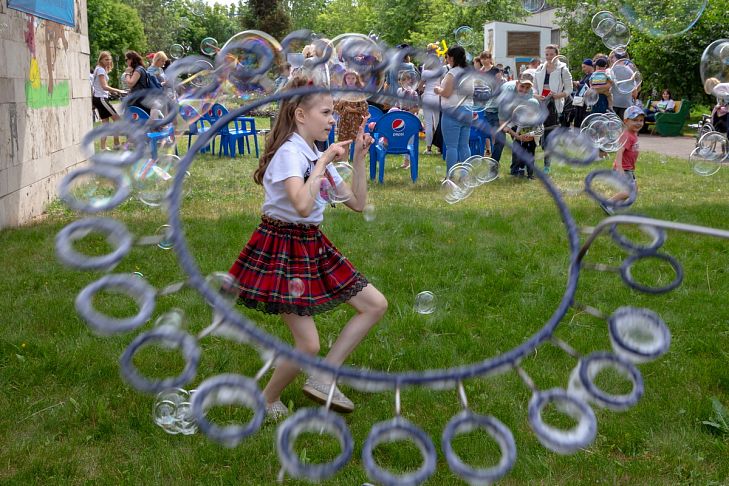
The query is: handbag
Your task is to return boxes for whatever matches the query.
[573,96,584,107]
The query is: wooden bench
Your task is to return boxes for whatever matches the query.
[643,100,691,137]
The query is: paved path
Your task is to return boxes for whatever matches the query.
[638,134,695,159]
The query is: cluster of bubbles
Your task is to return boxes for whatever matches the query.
[609,55,642,95]
[689,39,729,176]
[591,11,631,50]
[580,112,626,153]
[690,131,728,177]
[153,387,198,435]
[441,155,500,204]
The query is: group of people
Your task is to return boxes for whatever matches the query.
[90,50,175,149]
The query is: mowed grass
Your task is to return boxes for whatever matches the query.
[1,136,728,484]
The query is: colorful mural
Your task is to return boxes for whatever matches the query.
[24,15,71,109]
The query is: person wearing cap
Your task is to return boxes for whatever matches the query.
[571,59,595,127]
[600,105,644,215]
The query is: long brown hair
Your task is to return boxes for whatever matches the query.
[253,76,324,185]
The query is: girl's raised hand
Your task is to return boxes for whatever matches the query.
[323,140,352,163]
[354,115,374,158]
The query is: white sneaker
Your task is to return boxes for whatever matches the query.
[266,400,289,421]
[302,377,354,413]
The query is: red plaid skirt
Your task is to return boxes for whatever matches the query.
[228,216,368,315]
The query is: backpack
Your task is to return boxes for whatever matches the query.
[145,69,164,91]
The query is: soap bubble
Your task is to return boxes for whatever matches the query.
[611,61,642,94]
[328,33,385,102]
[441,163,475,204]
[601,21,631,49]
[454,26,476,48]
[522,0,545,13]
[310,162,354,205]
[170,44,185,60]
[581,113,625,153]
[414,291,436,314]
[363,203,376,222]
[130,154,180,207]
[289,278,305,298]
[618,0,708,37]
[544,128,599,166]
[583,88,599,107]
[191,1,205,17]
[465,155,499,185]
[700,39,729,89]
[200,37,219,56]
[156,224,174,250]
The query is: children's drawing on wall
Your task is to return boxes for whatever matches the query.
[24,15,70,108]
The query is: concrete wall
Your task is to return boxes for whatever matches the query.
[0,0,91,229]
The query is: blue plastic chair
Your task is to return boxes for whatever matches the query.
[367,105,384,125]
[210,103,259,158]
[369,111,421,183]
[124,106,175,159]
[179,104,215,154]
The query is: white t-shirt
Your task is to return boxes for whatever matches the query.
[262,132,337,225]
[440,66,473,110]
[92,66,109,98]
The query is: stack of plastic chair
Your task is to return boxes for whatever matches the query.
[209,103,259,158]
[124,106,175,159]
[369,111,421,183]
[179,104,215,154]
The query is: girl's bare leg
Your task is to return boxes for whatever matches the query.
[100,118,110,149]
[262,313,319,405]
[324,284,387,368]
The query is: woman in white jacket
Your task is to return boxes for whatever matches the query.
[533,44,573,173]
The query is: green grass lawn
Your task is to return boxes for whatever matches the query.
[1,139,728,484]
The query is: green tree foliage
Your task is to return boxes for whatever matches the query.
[283,0,327,32]
[309,0,525,50]
[551,0,727,103]
[87,0,147,87]
[124,0,177,54]
[244,0,292,40]
[170,0,241,55]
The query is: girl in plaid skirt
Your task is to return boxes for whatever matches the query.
[228,77,387,418]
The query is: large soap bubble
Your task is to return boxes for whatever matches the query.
[611,60,643,95]
[217,30,283,100]
[618,0,708,37]
[327,33,385,102]
[700,39,729,91]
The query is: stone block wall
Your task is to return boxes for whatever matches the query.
[0,0,91,228]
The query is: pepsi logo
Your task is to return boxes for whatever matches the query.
[392,119,405,132]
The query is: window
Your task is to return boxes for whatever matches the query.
[551,29,561,46]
